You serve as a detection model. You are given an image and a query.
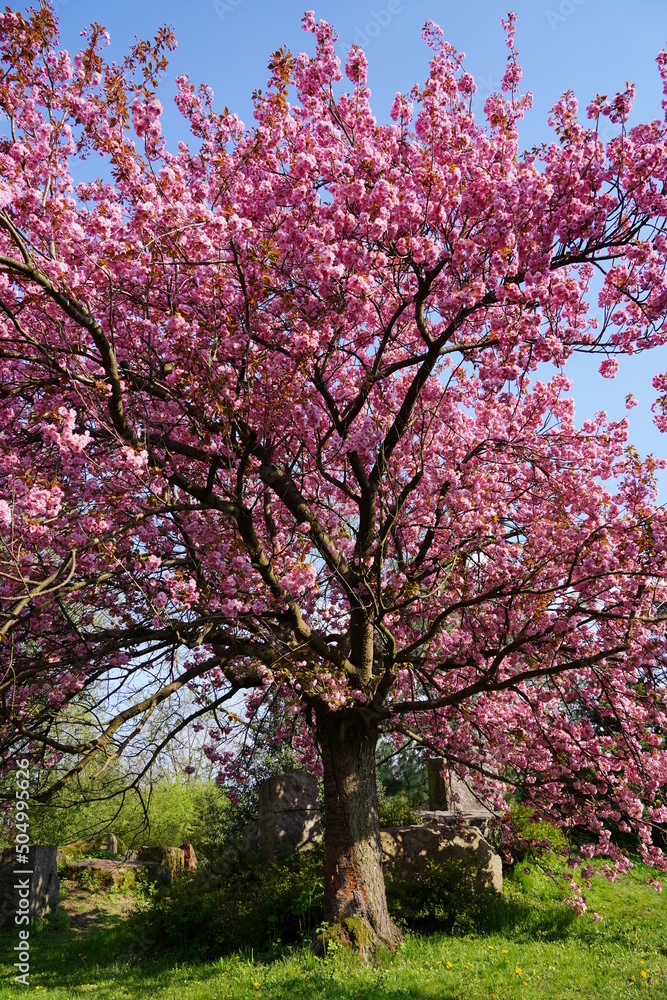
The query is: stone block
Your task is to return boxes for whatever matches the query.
[258,772,320,813]
[63,852,183,887]
[0,845,60,929]
[448,775,493,815]
[241,820,259,855]
[257,772,323,861]
[59,832,118,861]
[62,858,141,889]
[259,810,323,861]
[427,759,448,810]
[380,824,502,893]
[180,843,197,870]
[122,846,184,880]
[418,809,493,837]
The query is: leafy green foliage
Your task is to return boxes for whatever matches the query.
[376,738,428,807]
[501,804,569,864]
[144,844,326,955]
[1,772,231,854]
[385,855,501,934]
[377,791,419,828]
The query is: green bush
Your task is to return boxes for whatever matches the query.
[378,791,420,827]
[505,804,568,863]
[145,838,510,956]
[385,854,501,935]
[3,774,231,855]
[144,844,325,956]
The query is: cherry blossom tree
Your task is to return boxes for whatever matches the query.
[3,3,667,946]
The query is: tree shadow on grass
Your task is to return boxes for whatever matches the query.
[0,871,576,997]
[481,893,577,943]
[385,855,577,946]
[0,904,470,1000]
[0,881,171,995]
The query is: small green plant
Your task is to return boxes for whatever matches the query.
[503,804,569,864]
[378,791,420,827]
[315,915,373,957]
[78,869,94,889]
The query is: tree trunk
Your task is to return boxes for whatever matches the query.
[317,708,402,950]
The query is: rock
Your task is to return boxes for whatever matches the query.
[58,832,118,861]
[0,845,60,929]
[260,808,323,861]
[380,824,502,893]
[426,761,494,816]
[258,772,320,813]
[180,843,197,870]
[241,819,260,855]
[60,845,186,888]
[380,824,441,864]
[62,858,143,889]
[427,759,449,810]
[122,846,184,881]
[447,775,494,815]
[257,772,323,861]
[63,851,182,887]
[418,809,493,836]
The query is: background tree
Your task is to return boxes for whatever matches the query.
[3,3,667,947]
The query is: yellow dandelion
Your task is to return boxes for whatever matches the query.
[641,970,647,978]
[446,961,452,969]
[253,982,259,988]
[502,948,508,954]
[488,944,494,950]
[515,966,522,974]
[523,982,528,987]
[632,975,636,982]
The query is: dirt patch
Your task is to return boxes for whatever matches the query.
[58,878,137,933]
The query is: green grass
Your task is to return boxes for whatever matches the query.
[1,860,667,999]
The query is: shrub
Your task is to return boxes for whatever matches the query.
[378,791,420,828]
[2,774,231,855]
[146,837,510,956]
[144,844,325,956]
[385,854,501,935]
[504,804,568,863]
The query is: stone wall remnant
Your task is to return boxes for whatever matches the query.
[257,772,323,861]
[380,824,502,893]
[0,845,60,929]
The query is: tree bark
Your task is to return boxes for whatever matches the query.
[317,707,402,950]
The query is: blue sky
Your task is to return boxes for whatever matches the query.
[49,0,667,497]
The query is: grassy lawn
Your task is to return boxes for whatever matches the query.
[1,861,666,999]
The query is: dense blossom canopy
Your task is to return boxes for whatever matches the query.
[3,5,667,909]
